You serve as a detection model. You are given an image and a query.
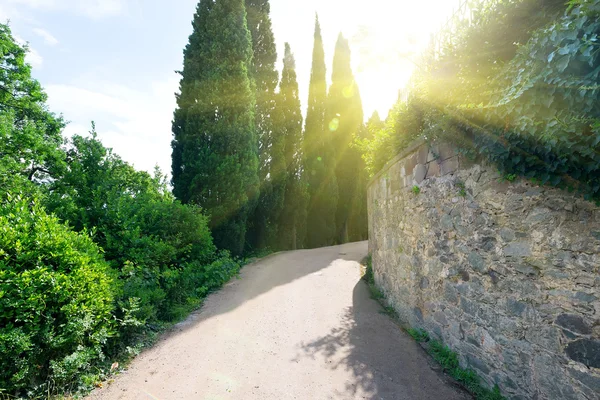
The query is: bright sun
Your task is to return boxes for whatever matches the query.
[272,0,460,119]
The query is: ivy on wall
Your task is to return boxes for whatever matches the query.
[361,0,600,202]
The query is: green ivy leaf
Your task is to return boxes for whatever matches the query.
[556,55,571,73]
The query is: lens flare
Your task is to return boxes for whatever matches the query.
[342,84,354,98]
[329,118,340,131]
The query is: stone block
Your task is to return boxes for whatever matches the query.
[500,227,516,242]
[440,156,459,176]
[506,298,527,317]
[503,241,532,257]
[416,145,429,164]
[525,325,562,353]
[568,367,600,393]
[437,142,457,161]
[555,314,592,335]
[565,339,600,368]
[403,153,418,177]
[425,160,440,178]
[433,310,448,326]
[573,291,597,303]
[468,251,486,273]
[467,354,491,375]
[414,163,427,183]
[514,263,539,276]
[444,284,458,304]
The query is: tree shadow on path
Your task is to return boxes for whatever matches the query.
[161,241,369,340]
[293,280,471,400]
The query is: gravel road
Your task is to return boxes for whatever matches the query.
[89,241,470,400]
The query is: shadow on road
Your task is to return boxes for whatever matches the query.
[293,280,471,400]
[162,241,369,341]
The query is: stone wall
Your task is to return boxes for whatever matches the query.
[367,140,600,399]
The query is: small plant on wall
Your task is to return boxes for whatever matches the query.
[412,185,421,195]
[456,181,467,197]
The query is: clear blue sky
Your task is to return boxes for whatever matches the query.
[1,0,457,174]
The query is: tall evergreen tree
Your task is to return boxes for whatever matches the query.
[171,0,259,255]
[171,0,212,204]
[326,33,364,243]
[304,15,338,248]
[275,43,307,249]
[245,0,281,251]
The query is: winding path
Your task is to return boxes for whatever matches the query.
[89,241,469,400]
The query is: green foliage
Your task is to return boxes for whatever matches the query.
[406,328,430,342]
[0,20,244,396]
[171,0,259,255]
[361,255,386,301]
[45,131,221,327]
[411,185,421,195]
[327,33,366,243]
[245,0,283,252]
[428,340,504,400]
[370,286,386,301]
[0,23,65,189]
[0,195,116,394]
[467,1,600,202]
[363,0,600,203]
[380,305,398,318]
[275,43,309,250]
[456,181,467,197]
[304,15,339,248]
[356,98,425,177]
[503,173,517,182]
[362,254,374,284]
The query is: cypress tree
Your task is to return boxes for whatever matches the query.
[172,0,213,203]
[275,43,307,249]
[326,33,364,243]
[171,0,259,255]
[245,0,281,251]
[304,15,338,248]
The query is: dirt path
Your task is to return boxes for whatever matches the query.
[89,241,469,400]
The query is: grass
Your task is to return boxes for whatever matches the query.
[406,327,430,342]
[455,181,467,197]
[427,340,504,400]
[361,254,505,400]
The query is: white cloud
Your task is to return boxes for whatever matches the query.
[33,27,58,45]
[14,34,43,68]
[46,78,178,175]
[5,0,125,18]
[26,46,43,67]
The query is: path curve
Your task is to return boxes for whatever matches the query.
[89,241,470,400]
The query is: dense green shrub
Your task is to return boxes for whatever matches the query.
[45,132,223,326]
[0,195,116,395]
[1,22,242,396]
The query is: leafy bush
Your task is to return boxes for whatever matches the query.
[1,23,243,396]
[44,132,220,327]
[0,195,116,395]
